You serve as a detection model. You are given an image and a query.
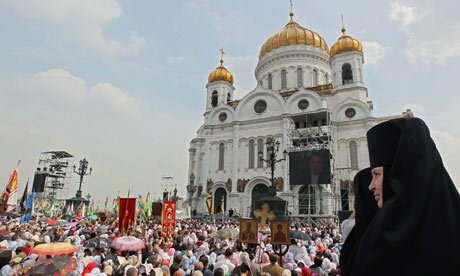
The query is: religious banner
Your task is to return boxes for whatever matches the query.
[239,218,259,244]
[118,197,137,234]
[1,167,19,212]
[161,201,176,239]
[152,202,163,217]
[270,220,290,245]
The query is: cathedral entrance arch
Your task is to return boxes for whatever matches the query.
[214,188,227,214]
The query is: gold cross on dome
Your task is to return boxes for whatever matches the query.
[219,48,225,65]
[254,203,276,230]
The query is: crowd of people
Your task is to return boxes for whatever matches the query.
[0,215,343,276]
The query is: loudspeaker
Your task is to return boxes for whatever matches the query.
[32,173,47,192]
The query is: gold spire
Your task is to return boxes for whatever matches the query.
[289,0,294,21]
[341,14,346,35]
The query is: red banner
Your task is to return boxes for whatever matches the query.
[161,201,176,239]
[118,198,137,234]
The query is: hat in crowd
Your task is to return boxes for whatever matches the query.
[103,265,113,275]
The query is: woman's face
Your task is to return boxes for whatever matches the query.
[369,166,384,208]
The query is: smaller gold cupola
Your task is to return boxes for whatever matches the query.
[208,48,234,85]
[330,26,363,58]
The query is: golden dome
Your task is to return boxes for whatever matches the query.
[259,13,329,60]
[208,59,234,85]
[330,27,363,58]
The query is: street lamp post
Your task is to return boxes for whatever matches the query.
[258,140,287,195]
[258,139,289,260]
[73,158,92,198]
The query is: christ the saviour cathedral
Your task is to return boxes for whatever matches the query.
[187,11,407,220]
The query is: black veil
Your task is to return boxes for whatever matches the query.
[340,167,378,276]
[351,117,460,276]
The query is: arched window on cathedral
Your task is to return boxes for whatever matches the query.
[342,63,353,84]
[350,141,358,170]
[312,69,318,85]
[211,91,218,107]
[218,142,225,170]
[281,69,287,89]
[227,93,231,103]
[257,139,264,168]
[268,74,273,90]
[297,68,303,88]
[325,73,329,83]
[248,140,255,169]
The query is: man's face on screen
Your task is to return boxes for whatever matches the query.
[309,154,323,174]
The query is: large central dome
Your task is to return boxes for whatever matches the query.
[259,13,329,60]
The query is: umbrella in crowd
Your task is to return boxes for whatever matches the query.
[110,236,145,252]
[25,255,76,276]
[290,230,312,241]
[49,220,68,227]
[215,228,239,239]
[46,219,59,226]
[31,242,76,256]
[0,212,19,218]
[85,237,111,248]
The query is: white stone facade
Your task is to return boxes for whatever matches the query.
[188,24,381,219]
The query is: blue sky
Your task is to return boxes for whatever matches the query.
[0,0,459,203]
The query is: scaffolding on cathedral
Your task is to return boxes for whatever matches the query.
[287,110,342,224]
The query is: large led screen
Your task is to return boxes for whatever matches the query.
[289,149,331,185]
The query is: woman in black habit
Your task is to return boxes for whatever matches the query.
[350,117,460,275]
[339,167,378,276]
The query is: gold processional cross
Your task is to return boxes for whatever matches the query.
[254,203,275,230]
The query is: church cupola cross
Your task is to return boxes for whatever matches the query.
[219,48,225,66]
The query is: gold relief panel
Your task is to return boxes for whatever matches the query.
[237,178,250,193]
[207,179,214,193]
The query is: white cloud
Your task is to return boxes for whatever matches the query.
[362,41,389,65]
[386,1,460,64]
[432,130,460,191]
[90,83,142,119]
[18,68,86,104]
[2,0,146,55]
[13,68,141,118]
[166,56,185,65]
[405,24,460,64]
[389,1,417,27]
